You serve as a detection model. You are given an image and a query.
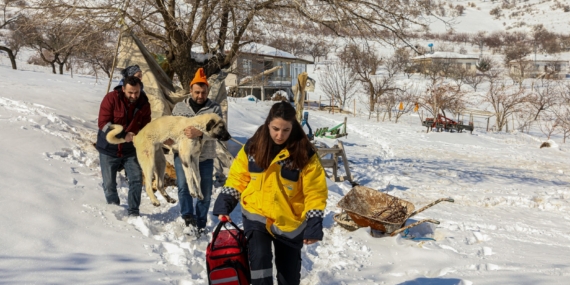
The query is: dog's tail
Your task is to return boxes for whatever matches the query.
[106,124,127,144]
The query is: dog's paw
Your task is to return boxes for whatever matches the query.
[167,197,177,204]
[151,201,161,207]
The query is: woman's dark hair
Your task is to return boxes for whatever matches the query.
[249,101,313,170]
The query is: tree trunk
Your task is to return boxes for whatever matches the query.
[170,40,203,90]
[50,63,56,74]
[59,63,64,74]
[0,46,17,70]
[170,46,227,92]
[368,81,375,112]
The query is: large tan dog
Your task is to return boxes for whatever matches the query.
[106,113,231,206]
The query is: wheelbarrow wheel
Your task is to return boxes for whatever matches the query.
[333,211,361,232]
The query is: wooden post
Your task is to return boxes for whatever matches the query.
[512,114,515,131]
[332,153,338,181]
[486,117,490,132]
[319,96,321,110]
[338,141,353,183]
[294,72,308,123]
[354,99,356,117]
[332,98,335,114]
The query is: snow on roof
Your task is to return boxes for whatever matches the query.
[509,54,569,63]
[191,42,300,61]
[239,42,297,59]
[413,52,479,60]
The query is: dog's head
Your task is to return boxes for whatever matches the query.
[205,116,231,142]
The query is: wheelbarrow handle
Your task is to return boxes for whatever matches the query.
[390,219,440,237]
[408,197,454,218]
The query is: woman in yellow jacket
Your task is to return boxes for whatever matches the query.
[213,101,328,285]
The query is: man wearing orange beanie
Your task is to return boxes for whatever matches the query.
[171,68,224,237]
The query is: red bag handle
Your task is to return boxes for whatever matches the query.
[210,217,245,252]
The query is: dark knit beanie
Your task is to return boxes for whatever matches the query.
[120,65,142,78]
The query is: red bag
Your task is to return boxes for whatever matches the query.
[206,217,251,285]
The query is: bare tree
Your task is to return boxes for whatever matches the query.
[513,109,535,134]
[318,61,358,111]
[267,35,306,57]
[552,106,570,143]
[18,8,97,74]
[393,47,414,78]
[504,43,533,83]
[537,111,559,141]
[75,30,117,78]
[42,0,443,90]
[532,24,561,55]
[420,78,466,119]
[391,84,420,123]
[304,37,333,62]
[483,71,530,131]
[423,59,453,81]
[528,79,561,121]
[0,0,25,69]
[552,83,570,142]
[464,70,485,91]
[339,43,383,112]
[449,63,471,91]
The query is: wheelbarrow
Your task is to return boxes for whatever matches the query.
[334,186,454,236]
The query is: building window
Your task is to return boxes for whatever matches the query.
[242,59,252,74]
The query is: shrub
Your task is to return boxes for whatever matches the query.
[27,54,49,66]
[490,7,502,19]
[455,5,465,15]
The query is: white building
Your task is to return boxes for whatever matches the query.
[508,55,568,79]
[412,52,479,72]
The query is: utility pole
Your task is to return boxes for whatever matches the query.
[533,42,537,63]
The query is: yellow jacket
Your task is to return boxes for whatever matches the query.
[219,144,328,239]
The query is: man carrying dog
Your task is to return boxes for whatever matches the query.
[170,68,224,236]
[96,76,151,217]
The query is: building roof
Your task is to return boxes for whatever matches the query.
[413,52,479,60]
[239,43,313,64]
[509,55,568,63]
[191,42,313,64]
[239,43,296,59]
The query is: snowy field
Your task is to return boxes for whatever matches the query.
[1,57,570,285]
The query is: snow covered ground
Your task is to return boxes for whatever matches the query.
[1,58,570,285]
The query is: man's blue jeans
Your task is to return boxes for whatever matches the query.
[174,153,214,229]
[99,153,143,216]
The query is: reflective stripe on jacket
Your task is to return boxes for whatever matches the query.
[216,142,328,239]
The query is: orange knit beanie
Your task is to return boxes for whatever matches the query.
[190,68,209,87]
